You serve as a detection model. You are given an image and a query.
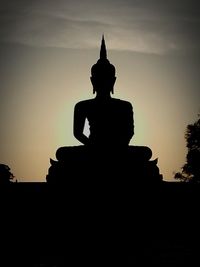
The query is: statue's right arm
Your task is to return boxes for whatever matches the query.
[73,102,90,145]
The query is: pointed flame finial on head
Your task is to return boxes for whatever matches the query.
[100,34,107,60]
[91,35,115,78]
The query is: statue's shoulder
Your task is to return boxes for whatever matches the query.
[75,99,94,107]
[112,98,133,109]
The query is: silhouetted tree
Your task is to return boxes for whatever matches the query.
[0,164,15,184]
[175,114,200,182]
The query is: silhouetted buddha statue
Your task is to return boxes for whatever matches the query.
[46,36,163,184]
[73,36,134,148]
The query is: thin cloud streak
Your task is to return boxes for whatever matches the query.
[0,1,199,54]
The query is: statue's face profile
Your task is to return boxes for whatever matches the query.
[90,74,116,95]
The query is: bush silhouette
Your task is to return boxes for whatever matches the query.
[175,114,200,182]
[0,164,15,184]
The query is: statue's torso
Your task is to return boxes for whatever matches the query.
[76,98,134,146]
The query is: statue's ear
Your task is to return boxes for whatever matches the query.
[111,77,116,94]
[90,77,96,94]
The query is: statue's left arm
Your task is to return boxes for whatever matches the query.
[127,102,134,142]
[73,102,90,145]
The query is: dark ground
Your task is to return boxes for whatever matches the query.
[1,181,200,265]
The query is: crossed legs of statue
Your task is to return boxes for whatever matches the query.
[56,145,152,162]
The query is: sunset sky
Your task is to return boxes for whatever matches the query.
[0,0,200,181]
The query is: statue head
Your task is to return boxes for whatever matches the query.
[91,36,116,95]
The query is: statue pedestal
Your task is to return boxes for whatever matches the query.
[46,145,163,185]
